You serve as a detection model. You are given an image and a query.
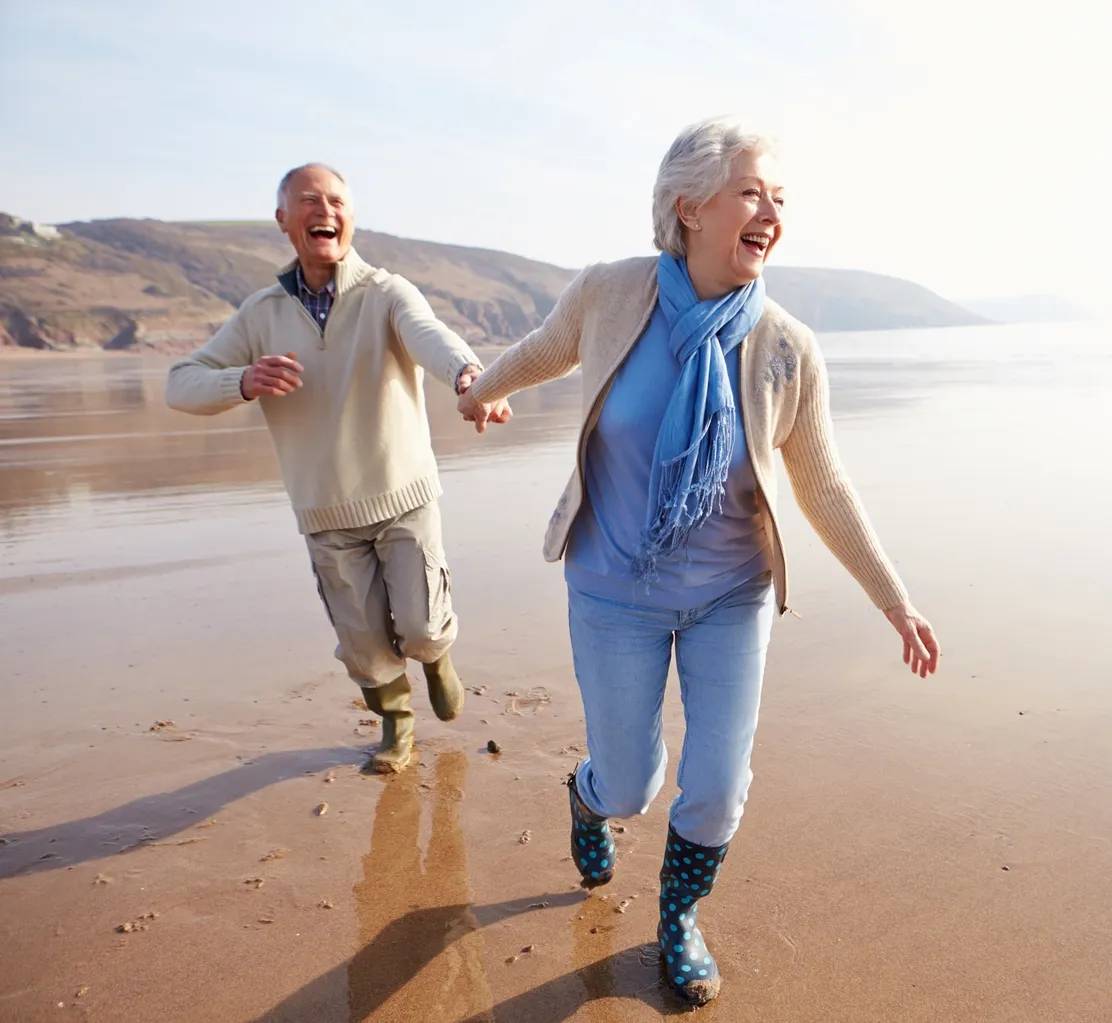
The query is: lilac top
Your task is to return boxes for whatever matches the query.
[564,302,770,610]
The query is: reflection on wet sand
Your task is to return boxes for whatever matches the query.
[347,750,490,1021]
[344,750,686,1023]
[0,352,581,530]
[252,749,683,1023]
[344,751,670,1023]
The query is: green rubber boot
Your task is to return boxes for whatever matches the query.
[361,674,415,774]
[422,652,465,722]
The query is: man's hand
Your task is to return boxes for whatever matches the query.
[455,364,483,396]
[241,353,304,400]
[457,386,512,434]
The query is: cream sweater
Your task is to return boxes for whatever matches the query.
[166,250,480,534]
[469,257,909,614]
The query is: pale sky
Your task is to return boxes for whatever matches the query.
[2,0,1109,309]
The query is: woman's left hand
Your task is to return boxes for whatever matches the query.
[883,601,940,678]
[457,389,512,433]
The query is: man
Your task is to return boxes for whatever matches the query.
[166,163,509,773]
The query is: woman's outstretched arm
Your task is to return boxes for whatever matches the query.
[781,335,940,677]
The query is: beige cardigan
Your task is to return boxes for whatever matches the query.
[469,256,908,615]
[166,250,480,533]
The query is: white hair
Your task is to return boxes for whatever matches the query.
[652,118,778,257]
[276,163,347,210]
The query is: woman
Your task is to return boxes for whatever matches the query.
[459,118,940,1007]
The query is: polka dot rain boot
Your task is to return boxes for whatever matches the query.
[566,770,615,888]
[657,824,730,1005]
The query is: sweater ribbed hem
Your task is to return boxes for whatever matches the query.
[219,367,248,406]
[296,476,443,534]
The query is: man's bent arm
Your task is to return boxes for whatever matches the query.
[166,311,255,415]
[389,277,482,390]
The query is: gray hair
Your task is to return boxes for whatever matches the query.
[652,118,777,257]
[276,163,347,209]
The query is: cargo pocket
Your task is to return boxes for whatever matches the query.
[422,547,453,625]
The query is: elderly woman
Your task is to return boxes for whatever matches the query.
[459,118,940,1006]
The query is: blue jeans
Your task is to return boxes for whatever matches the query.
[568,572,775,847]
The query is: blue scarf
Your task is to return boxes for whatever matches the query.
[632,253,766,582]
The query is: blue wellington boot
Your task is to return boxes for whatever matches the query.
[566,770,616,888]
[657,824,730,1005]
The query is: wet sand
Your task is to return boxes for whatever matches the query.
[2,325,1111,1022]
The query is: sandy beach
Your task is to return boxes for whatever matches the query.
[2,324,1111,1022]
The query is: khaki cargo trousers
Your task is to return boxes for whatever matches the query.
[304,500,458,689]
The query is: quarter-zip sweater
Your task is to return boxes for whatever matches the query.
[467,256,908,614]
[166,250,480,534]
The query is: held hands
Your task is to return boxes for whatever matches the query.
[883,601,940,679]
[241,353,304,399]
[456,366,512,434]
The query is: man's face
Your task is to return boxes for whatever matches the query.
[275,166,354,271]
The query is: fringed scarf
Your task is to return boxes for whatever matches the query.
[632,253,765,582]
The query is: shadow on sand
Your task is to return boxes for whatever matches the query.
[0,745,365,878]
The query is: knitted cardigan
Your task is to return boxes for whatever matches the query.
[468,256,908,614]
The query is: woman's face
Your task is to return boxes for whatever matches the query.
[683,147,784,290]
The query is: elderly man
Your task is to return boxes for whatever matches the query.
[166,163,508,773]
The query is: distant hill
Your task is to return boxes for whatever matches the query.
[960,294,1095,324]
[764,267,989,332]
[0,213,985,352]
